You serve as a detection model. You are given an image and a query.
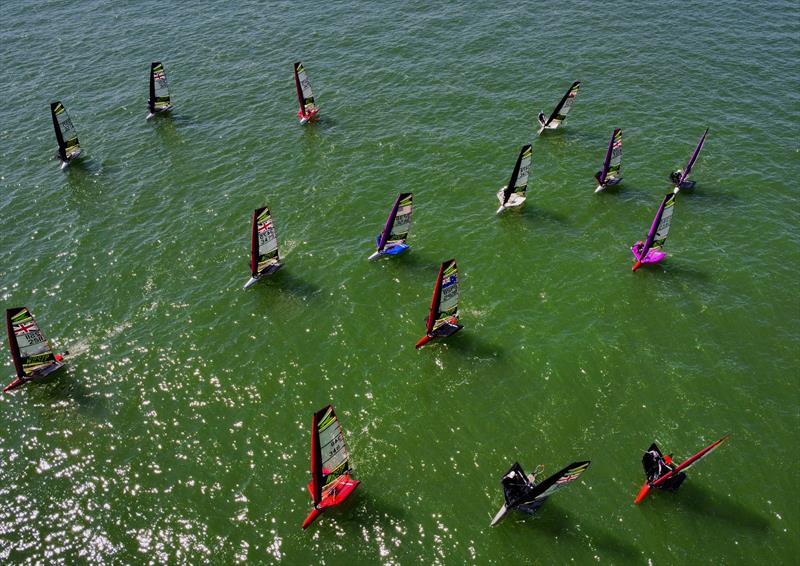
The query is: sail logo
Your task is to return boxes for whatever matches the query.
[14,322,37,335]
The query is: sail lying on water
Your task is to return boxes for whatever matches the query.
[496,144,533,214]
[294,61,319,124]
[415,259,463,348]
[634,434,729,503]
[369,192,413,260]
[595,128,622,192]
[491,460,591,526]
[4,307,66,392]
[303,404,361,529]
[147,61,173,117]
[538,81,581,134]
[672,128,709,192]
[51,101,82,167]
[631,193,676,271]
[244,205,283,289]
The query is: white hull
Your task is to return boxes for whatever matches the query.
[496,187,526,213]
[60,160,69,170]
[368,251,381,261]
[490,503,509,526]
[594,185,604,193]
[243,276,260,290]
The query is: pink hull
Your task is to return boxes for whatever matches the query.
[631,241,666,264]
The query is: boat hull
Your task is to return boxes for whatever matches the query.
[302,476,360,529]
[490,503,510,526]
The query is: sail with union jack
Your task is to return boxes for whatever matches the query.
[4,307,65,392]
[244,205,283,288]
[595,128,622,190]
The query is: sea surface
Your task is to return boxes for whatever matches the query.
[1,1,798,563]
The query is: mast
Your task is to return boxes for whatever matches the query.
[148,63,157,113]
[249,207,262,277]
[677,128,709,188]
[293,62,306,115]
[6,308,24,379]
[425,262,445,335]
[309,407,324,505]
[651,434,729,488]
[51,102,67,162]
[377,193,403,252]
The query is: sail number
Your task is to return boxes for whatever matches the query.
[23,331,46,346]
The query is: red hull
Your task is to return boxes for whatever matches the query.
[415,334,433,349]
[633,482,651,504]
[302,476,360,529]
[3,376,27,393]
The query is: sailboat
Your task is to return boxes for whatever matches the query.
[302,404,361,529]
[671,128,709,193]
[369,192,413,260]
[537,81,581,135]
[491,460,591,526]
[294,61,319,125]
[415,259,463,348]
[4,307,67,392]
[243,205,283,289]
[634,434,729,504]
[496,144,533,214]
[631,193,676,271]
[146,61,173,119]
[51,101,82,170]
[594,128,623,192]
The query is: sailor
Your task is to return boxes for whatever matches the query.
[644,447,686,491]
[537,111,546,127]
[670,170,683,185]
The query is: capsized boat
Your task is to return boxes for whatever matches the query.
[4,307,67,392]
[537,81,581,134]
[415,259,463,348]
[634,434,729,504]
[369,192,413,260]
[491,460,590,526]
[51,101,82,169]
[302,405,361,529]
[294,61,319,125]
[496,144,532,214]
[147,61,173,119]
[631,193,676,271]
[243,205,283,289]
[671,128,708,193]
[594,128,623,192]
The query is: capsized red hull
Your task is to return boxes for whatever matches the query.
[302,476,360,529]
[633,482,651,504]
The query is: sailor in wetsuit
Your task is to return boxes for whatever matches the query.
[642,443,686,491]
[669,170,683,185]
[537,111,547,128]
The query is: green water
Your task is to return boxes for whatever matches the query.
[1,1,798,563]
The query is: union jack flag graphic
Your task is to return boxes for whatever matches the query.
[14,322,36,335]
[258,219,273,233]
[154,71,166,82]
[557,472,581,484]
